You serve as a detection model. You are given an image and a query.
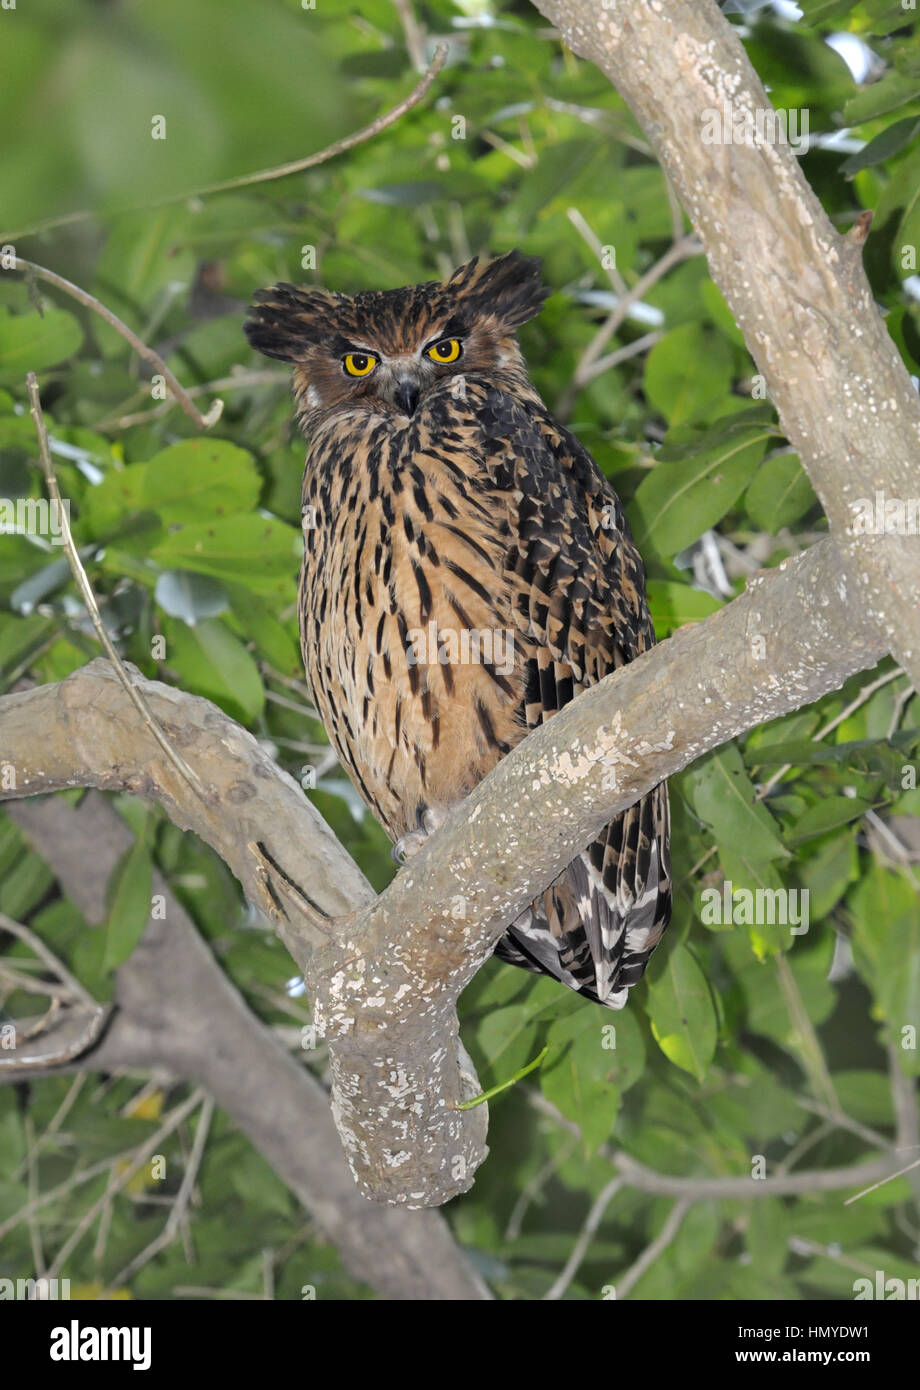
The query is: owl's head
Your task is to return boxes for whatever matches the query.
[243,251,547,427]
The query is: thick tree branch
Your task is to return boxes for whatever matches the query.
[531,0,920,687]
[0,794,489,1301]
[0,537,888,1204]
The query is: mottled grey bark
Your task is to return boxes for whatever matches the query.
[531,0,920,685]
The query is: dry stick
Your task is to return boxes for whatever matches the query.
[12,260,223,431]
[393,0,428,72]
[615,1198,692,1300]
[0,911,97,1010]
[844,1156,920,1207]
[757,665,906,799]
[543,1176,624,1300]
[775,954,840,1119]
[12,1074,87,1182]
[26,374,208,803]
[529,1092,904,1200]
[92,369,286,433]
[99,1095,215,1296]
[3,44,449,244]
[45,1088,205,1279]
[556,233,700,417]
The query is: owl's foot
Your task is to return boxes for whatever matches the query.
[392,807,448,864]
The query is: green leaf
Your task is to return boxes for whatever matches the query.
[85,439,261,535]
[225,583,300,675]
[629,417,771,555]
[103,836,153,972]
[644,944,717,1081]
[841,116,920,175]
[685,744,788,862]
[151,515,301,597]
[142,439,261,522]
[745,453,819,531]
[0,308,83,376]
[849,864,920,1033]
[646,580,722,637]
[643,324,733,426]
[540,1005,643,1148]
[844,70,920,124]
[797,831,859,920]
[162,616,264,724]
[786,795,872,845]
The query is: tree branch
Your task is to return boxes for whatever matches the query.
[530,0,920,688]
[0,536,888,1204]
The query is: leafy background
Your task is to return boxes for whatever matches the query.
[1,0,919,1300]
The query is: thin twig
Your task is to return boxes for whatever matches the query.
[529,1091,905,1199]
[558,232,701,415]
[12,260,223,430]
[98,1095,214,1295]
[92,369,286,434]
[46,1089,205,1278]
[615,1198,692,1300]
[543,1176,623,1299]
[12,1074,87,1181]
[0,911,97,1009]
[757,665,905,798]
[844,1155,920,1206]
[586,330,662,378]
[393,0,427,72]
[26,373,209,802]
[2,45,449,243]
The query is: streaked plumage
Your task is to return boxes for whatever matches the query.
[244,252,670,1007]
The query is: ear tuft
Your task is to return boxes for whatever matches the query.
[447,250,548,331]
[244,284,344,363]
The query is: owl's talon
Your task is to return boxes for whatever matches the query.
[392,830,426,864]
[392,809,448,864]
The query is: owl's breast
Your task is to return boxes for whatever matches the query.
[298,398,528,838]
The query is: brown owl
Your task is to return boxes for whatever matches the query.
[244,252,670,1008]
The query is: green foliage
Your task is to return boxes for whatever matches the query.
[0,0,918,1303]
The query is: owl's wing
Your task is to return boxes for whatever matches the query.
[473,381,671,1008]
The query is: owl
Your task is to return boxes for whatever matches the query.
[244,252,670,1009]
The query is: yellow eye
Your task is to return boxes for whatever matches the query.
[427,338,462,364]
[343,352,378,377]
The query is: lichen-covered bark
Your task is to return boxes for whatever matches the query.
[531,0,920,685]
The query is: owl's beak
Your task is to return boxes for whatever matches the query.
[395,376,420,418]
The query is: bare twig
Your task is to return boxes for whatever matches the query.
[543,1176,624,1299]
[757,666,905,798]
[558,232,700,415]
[530,1092,908,1200]
[616,1198,692,1300]
[393,0,427,72]
[0,911,97,1009]
[91,369,286,434]
[98,1095,215,1296]
[45,1089,206,1278]
[26,373,209,804]
[11,261,223,430]
[2,44,449,243]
